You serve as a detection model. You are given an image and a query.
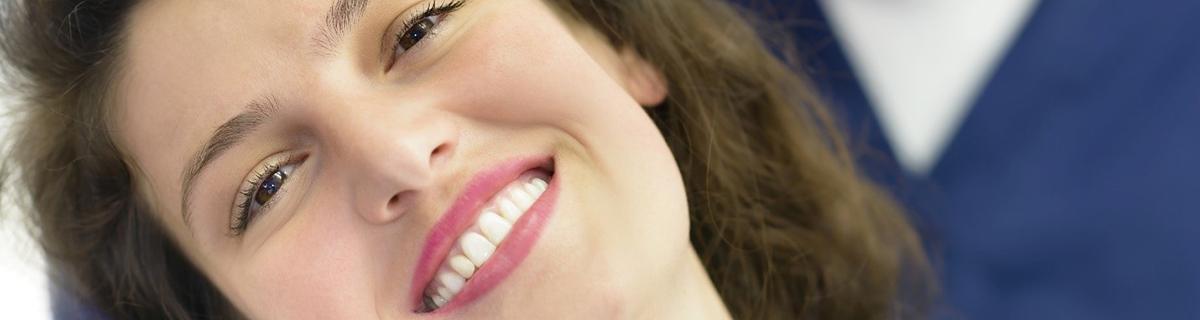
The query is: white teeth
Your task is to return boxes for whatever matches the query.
[437,271,465,293]
[523,183,542,195]
[478,212,512,245]
[435,286,454,301]
[509,188,535,209]
[431,295,448,308]
[497,198,523,221]
[460,232,496,266]
[448,255,476,279]
[424,175,552,310]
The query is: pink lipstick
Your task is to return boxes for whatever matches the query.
[409,155,559,314]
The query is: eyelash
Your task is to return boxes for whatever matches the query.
[389,0,466,66]
[231,154,305,236]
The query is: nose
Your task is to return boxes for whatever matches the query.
[321,100,459,225]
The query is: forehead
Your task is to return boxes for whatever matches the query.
[121,0,323,123]
[114,0,327,229]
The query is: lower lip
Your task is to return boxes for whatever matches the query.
[417,169,560,314]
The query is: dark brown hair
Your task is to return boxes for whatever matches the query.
[1,0,933,319]
[1,0,238,318]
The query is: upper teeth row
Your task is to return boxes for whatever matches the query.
[424,176,549,310]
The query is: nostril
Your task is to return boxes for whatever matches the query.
[388,191,418,214]
[429,142,453,169]
[432,144,448,157]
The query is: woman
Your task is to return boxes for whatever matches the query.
[1,0,932,318]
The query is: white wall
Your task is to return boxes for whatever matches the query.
[1,75,52,318]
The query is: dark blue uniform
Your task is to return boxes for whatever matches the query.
[780,0,1200,318]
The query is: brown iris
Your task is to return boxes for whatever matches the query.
[396,17,436,51]
[253,170,287,207]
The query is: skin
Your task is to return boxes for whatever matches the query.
[113,0,729,319]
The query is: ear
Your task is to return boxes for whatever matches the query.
[618,47,668,108]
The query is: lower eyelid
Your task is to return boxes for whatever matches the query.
[392,26,436,67]
[251,161,311,233]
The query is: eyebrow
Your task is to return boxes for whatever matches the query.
[313,0,372,57]
[180,97,280,228]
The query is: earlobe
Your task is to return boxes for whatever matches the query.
[619,48,668,108]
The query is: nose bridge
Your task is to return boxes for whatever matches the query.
[320,93,459,224]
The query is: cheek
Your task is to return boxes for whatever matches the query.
[449,3,684,209]
[233,206,379,318]
[431,0,692,295]
[430,3,655,141]
[435,2,685,205]
[429,2,682,191]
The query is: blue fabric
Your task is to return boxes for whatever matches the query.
[51,283,106,320]
[775,0,1200,319]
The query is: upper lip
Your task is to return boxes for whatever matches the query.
[408,155,553,311]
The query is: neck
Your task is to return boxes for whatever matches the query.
[648,248,731,320]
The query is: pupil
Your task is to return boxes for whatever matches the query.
[400,18,435,50]
[254,170,287,205]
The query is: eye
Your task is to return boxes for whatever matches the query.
[232,158,302,236]
[389,0,465,64]
[394,15,440,53]
[254,169,287,207]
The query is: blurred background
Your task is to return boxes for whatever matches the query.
[3,0,1199,319]
[1,76,50,317]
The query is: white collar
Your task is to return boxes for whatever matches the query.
[820,0,1040,175]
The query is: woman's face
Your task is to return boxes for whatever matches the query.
[113,0,690,318]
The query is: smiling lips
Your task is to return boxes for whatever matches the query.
[410,156,558,314]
